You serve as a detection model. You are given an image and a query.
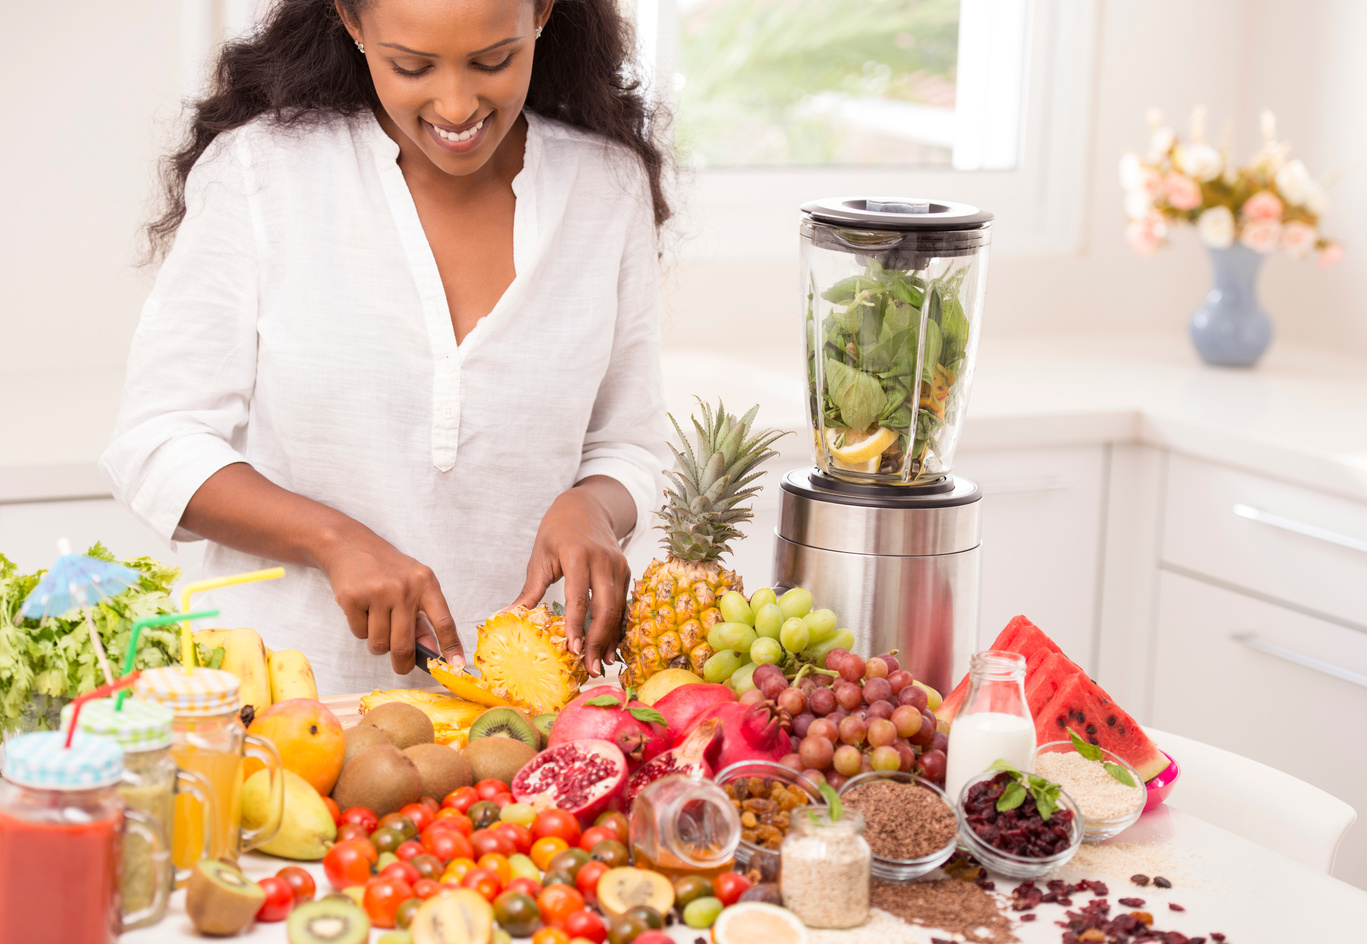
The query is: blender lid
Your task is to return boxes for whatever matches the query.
[802,196,993,232]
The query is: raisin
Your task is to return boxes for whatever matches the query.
[1131,874,1151,886]
[1154,876,1172,888]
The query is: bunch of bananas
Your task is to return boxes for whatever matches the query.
[193,628,317,713]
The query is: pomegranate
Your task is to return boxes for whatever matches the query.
[510,738,628,825]
[653,682,737,745]
[548,688,669,770]
[624,718,724,808]
[693,699,791,771]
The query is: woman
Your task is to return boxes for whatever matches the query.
[101,0,672,695]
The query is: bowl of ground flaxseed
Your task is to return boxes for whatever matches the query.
[1035,741,1146,841]
[839,771,959,881]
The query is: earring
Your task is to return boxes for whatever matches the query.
[355,40,365,54]
[535,26,543,39]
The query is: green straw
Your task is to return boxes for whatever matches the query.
[116,610,219,709]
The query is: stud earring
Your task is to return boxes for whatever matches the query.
[355,40,365,54]
[535,26,543,39]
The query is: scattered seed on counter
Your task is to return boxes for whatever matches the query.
[1035,750,1146,820]
[870,878,1017,944]
[807,909,928,944]
[1056,841,1201,888]
[842,780,957,860]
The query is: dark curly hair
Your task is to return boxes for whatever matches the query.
[146,0,671,260]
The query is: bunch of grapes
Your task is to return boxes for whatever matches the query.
[765,649,949,791]
[702,587,854,689]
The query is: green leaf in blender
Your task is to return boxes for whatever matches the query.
[920,318,943,384]
[824,357,886,432]
[939,294,970,365]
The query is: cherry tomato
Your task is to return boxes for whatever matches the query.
[440,857,478,885]
[577,826,617,853]
[379,812,418,840]
[420,795,442,813]
[533,808,582,846]
[593,811,629,844]
[400,802,435,833]
[532,928,572,944]
[443,786,480,813]
[470,827,515,858]
[362,876,414,929]
[409,853,444,881]
[336,822,370,843]
[530,836,570,871]
[475,779,507,801]
[431,809,474,835]
[505,876,543,899]
[461,867,502,902]
[321,796,343,827]
[574,860,609,900]
[537,884,586,928]
[563,907,608,944]
[395,897,422,930]
[412,878,443,900]
[255,876,294,922]
[340,807,379,833]
[423,826,475,863]
[492,821,534,855]
[395,840,426,863]
[477,853,512,886]
[323,839,378,889]
[275,866,316,904]
[491,792,515,808]
[712,871,752,906]
[380,860,422,887]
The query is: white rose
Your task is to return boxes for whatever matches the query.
[1198,206,1236,249]
[1176,143,1222,182]
[1240,219,1282,254]
[1274,159,1313,206]
[1148,126,1176,163]
[1125,188,1153,220]
[1281,221,1317,258]
[1305,181,1328,216]
[1118,152,1143,189]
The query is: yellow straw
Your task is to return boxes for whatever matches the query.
[179,568,286,672]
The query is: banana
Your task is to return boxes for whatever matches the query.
[218,628,272,714]
[268,649,319,703]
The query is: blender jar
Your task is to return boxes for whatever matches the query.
[801,197,992,485]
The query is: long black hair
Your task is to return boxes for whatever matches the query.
[146,0,670,260]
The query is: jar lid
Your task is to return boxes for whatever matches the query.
[1,730,124,789]
[133,666,242,717]
[60,697,174,753]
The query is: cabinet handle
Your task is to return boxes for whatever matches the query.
[1232,632,1367,689]
[1231,504,1367,555]
[978,477,1071,495]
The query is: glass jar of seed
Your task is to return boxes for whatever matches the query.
[779,805,871,928]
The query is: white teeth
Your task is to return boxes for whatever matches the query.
[434,117,485,142]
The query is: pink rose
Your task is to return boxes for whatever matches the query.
[1126,213,1168,256]
[1317,243,1345,268]
[1280,221,1317,259]
[1164,173,1203,211]
[1239,219,1282,254]
[1139,167,1164,199]
[1241,190,1284,222]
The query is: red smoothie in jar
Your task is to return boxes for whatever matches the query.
[0,807,122,944]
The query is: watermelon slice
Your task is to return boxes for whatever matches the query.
[937,615,1062,720]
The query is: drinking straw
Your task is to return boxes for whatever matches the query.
[65,673,141,748]
[178,568,285,672]
[114,610,219,710]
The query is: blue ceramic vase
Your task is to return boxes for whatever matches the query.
[1189,245,1272,367]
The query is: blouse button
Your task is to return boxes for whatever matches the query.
[442,404,455,419]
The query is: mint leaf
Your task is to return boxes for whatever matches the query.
[989,759,1021,774]
[817,780,843,822]
[1068,727,1102,761]
[584,695,622,708]
[996,782,1027,812]
[1103,761,1137,787]
[628,705,666,727]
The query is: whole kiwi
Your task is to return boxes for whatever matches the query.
[461,736,537,786]
[358,702,434,750]
[403,743,473,800]
[343,724,390,766]
[331,744,422,816]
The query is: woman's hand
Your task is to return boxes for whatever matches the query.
[513,476,637,676]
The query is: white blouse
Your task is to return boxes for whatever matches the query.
[101,110,670,696]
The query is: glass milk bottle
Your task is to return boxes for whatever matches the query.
[944,650,1035,806]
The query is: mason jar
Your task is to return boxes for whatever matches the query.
[779,806,871,928]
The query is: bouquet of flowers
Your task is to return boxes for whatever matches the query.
[1120,107,1341,266]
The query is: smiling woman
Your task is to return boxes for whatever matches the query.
[105,0,674,695]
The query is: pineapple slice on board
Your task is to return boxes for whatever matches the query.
[620,401,785,687]
[358,689,486,747]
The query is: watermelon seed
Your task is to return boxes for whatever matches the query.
[1107,715,1118,726]
[1086,724,1097,735]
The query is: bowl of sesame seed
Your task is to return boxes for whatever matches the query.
[1034,741,1146,841]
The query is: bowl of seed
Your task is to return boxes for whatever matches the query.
[715,760,824,871]
[1034,739,1146,841]
[838,771,959,881]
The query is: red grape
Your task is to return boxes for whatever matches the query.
[827,709,848,726]
[862,677,893,704]
[895,741,918,772]
[930,731,949,754]
[866,718,897,748]
[837,715,867,746]
[870,746,901,772]
[917,749,948,782]
[909,710,937,746]
[886,670,914,694]
[760,675,788,700]
[825,771,847,791]
[832,745,862,776]
[740,688,766,706]
[823,649,850,672]
[891,705,923,738]
[799,736,834,770]
[898,684,930,711]
[780,753,803,772]
[839,655,865,683]
[833,681,863,711]
[864,657,889,679]
[791,712,815,739]
[796,677,817,694]
[807,718,839,742]
[799,769,827,790]
[777,688,807,716]
[808,687,836,716]
[880,653,901,673]
[859,753,874,774]
[810,673,834,688]
[752,663,784,686]
[866,701,894,721]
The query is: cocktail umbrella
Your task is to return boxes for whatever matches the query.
[19,539,140,687]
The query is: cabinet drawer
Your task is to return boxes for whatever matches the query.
[1162,454,1367,629]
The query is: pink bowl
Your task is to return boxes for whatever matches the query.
[1143,750,1180,812]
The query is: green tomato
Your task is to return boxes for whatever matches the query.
[753,603,784,640]
[748,587,778,611]
[779,617,810,654]
[507,853,541,883]
[684,896,725,929]
[703,648,745,684]
[719,591,754,626]
[803,608,838,643]
[802,626,856,662]
[730,662,758,694]
[499,803,537,826]
[750,636,784,665]
[374,850,400,869]
[778,587,814,620]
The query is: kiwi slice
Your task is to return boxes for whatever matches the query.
[467,707,539,749]
[532,713,556,749]
[287,899,371,944]
[186,860,265,937]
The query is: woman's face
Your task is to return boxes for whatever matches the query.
[341,0,548,177]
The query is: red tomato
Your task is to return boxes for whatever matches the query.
[712,871,752,906]
[255,876,294,922]
[491,792,515,809]
[537,884,585,928]
[574,860,609,900]
[533,809,582,846]
[475,779,507,801]
[400,802,435,833]
[336,822,370,843]
[340,807,379,833]
[577,826,617,853]
[423,827,475,863]
[409,853,444,881]
[431,810,474,835]
[443,786,480,813]
[469,828,515,859]
[492,821,534,855]
[275,866,316,904]
[505,876,543,899]
[412,878,443,900]
[460,867,502,902]
[362,876,414,929]
[380,860,422,887]
[394,840,426,863]
[593,811,629,844]
[420,795,441,813]
[323,839,378,889]
[562,907,608,944]
[321,796,343,827]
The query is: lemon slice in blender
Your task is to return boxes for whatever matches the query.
[825,426,897,470]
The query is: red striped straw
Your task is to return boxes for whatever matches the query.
[64,671,142,748]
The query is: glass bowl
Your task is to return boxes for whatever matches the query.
[838,770,958,882]
[956,770,1083,879]
[713,760,823,871]
[1034,741,1146,842]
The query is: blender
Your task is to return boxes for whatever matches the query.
[773,197,993,693]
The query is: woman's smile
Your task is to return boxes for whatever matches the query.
[423,115,491,153]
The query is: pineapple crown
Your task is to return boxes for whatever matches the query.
[657,400,786,563]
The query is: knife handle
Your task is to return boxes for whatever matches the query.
[415,640,442,673]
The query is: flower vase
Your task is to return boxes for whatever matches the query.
[1189,245,1273,367]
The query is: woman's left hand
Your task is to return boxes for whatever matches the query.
[513,476,637,676]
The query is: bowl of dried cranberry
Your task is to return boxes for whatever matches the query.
[839,771,959,881]
[956,770,1083,878]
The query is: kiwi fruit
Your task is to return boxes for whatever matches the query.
[287,898,370,944]
[186,859,265,936]
[331,743,423,816]
[468,706,539,749]
[359,702,434,750]
[532,713,556,749]
[403,743,473,800]
[343,724,390,766]
[461,735,537,786]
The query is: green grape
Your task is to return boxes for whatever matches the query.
[802,626,856,662]
[753,602,784,639]
[779,617,810,654]
[778,587,814,620]
[708,621,755,651]
[750,637,784,664]
[703,649,744,683]
[730,662,758,694]
[803,608,838,643]
[719,590,754,626]
[683,896,724,929]
[748,587,778,611]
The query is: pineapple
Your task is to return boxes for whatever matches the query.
[620,401,784,686]
[358,689,485,747]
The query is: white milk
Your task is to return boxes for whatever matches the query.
[944,711,1037,807]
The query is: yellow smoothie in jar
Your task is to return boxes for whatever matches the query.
[172,745,243,867]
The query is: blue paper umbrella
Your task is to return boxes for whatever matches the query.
[20,539,141,685]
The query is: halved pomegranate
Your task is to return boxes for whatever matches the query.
[625,718,723,808]
[510,738,628,825]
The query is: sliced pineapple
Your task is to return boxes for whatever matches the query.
[427,660,518,710]
[473,605,588,715]
[358,689,486,747]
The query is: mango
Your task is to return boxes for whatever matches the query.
[249,699,345,796]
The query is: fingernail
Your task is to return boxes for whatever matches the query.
[571,638,583,654]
